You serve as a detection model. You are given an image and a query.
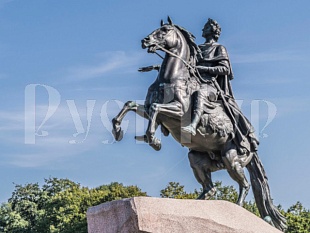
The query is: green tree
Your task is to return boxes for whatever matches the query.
[0,203,29,233]
[160,182,199,199]
[6,183,44,233]
[209,181,238,202]
[285,201,310,233]
[160,181,240,202]
[1,179,309,232]
[97,182,147,202]
[0,178,147,233]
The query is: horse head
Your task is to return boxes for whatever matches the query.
[141,16,180,53]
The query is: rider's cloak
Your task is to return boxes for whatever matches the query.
[198,42,259,152]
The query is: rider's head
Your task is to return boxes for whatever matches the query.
[202,18,221,41]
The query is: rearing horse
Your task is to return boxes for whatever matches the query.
[112,18,286,231]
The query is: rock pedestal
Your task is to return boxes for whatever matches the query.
[87,197,281,233]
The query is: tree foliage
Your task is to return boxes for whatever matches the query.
[160,182,199,199]
[0,178,146,233]
[285,201,310,233]
[0,179,309,233]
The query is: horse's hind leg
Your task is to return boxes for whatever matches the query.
[112,101,148,141]
[188,150,222,200]
[222,147,250,206]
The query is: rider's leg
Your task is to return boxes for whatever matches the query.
[181,83,217,136]
[181,93,204,136]
[181,109,203,136]
[222,147,250,206]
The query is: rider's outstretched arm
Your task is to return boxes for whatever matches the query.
[138,65,160,72]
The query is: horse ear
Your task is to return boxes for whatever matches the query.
[167,16,173,25]
[161,19,164,26]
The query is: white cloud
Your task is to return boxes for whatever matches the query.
[268,97,310,117]
[0,110,26,133]
[65,51,147,81]
[5,145,88,168]
[0,102,117,167]
[0,104,73,132]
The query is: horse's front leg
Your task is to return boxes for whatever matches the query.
[112,101,147,141]
[145,103,162,151]
[146,102,183,151]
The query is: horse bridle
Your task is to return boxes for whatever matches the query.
[152,26,202,81]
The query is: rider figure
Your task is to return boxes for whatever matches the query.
[181,18,259,153]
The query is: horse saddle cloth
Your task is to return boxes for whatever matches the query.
[199,101,234,138]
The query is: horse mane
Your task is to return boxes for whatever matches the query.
[174,24,202,67]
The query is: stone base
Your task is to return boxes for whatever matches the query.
[87,197,281,233]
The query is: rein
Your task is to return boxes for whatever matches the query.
[156,44,195,72]
[155,51,164,59]
[151,26,203,83]
[155,43,203,84]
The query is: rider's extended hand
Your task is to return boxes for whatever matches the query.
[138,65,160,72]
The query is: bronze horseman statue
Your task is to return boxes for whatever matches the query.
[112,17,287,231]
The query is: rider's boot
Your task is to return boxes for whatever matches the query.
[181,111,202,136]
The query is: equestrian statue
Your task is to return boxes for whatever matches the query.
[112,17,287,231]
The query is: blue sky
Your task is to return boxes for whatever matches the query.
[0,0,309,209]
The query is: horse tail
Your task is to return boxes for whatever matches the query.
[246,152,287,232]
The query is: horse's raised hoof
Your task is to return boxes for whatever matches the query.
[112,118,123,141]
[150,137,162,151]
[112,128,123,141]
